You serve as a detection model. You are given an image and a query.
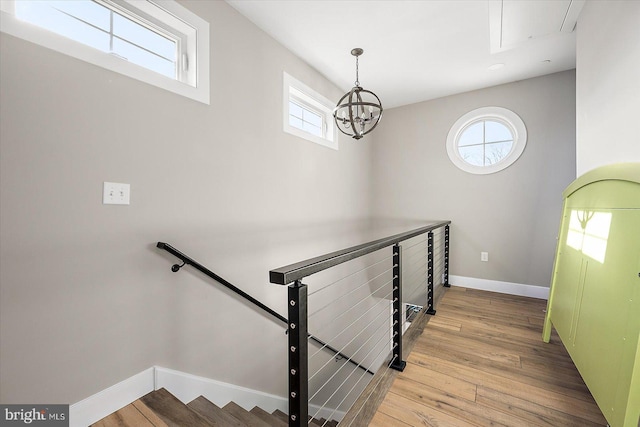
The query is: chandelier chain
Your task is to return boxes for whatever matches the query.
[355,55,359,87]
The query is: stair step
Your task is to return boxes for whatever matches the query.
[91,400,168,427]
[250,407,287,427]
[223,401,271,427]
[272,409,289,424]
[188,396,243,426]
[140,388,214,427]
[91,386,340,427]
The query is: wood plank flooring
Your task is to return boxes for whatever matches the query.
[371,286,608,427]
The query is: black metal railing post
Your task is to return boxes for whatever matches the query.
[389,244,406,372]
[288,280,308,427]
[426,231,436,315]
[444,225,450,287]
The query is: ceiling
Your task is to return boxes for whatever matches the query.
[226,0,585,109]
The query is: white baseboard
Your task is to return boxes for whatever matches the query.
[70,366,345,426]
[449,275,549,300]
[70,367,155,427]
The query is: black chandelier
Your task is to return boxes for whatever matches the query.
[333,48,383,140]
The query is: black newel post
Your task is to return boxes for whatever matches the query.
[389,244,406,372]
[288,280,308,427]
[426,231,437,315]
[444,225,450,287]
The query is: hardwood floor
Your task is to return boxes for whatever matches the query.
[371,286,608,427]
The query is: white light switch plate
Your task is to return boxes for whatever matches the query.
[103,182,130,205]
[481,252,489,262]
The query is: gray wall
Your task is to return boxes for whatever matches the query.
[370,71,577,288]
[576,0,640,175]
[0,1,373,404]
[0,0,596,407]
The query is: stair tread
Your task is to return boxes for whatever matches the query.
[133,400,170,426]
[140,388,214,427]
[188,396,243,426]
[91,401,167,427]
[223,402,272,427]
[250,407,287,427]
[271,409,289,424]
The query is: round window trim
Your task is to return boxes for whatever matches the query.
[446,106,527,175]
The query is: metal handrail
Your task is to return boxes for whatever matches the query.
[269,220,451,285]
[155,242,374,375]
[157,242,287,322]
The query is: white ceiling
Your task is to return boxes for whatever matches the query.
[226,0,584,109]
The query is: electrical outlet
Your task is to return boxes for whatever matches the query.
[103,182,130,205]
[481,252,489,262]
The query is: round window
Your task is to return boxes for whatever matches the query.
[446,107,527,174]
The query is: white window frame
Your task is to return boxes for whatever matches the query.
[283,72,337,150]
[0,0,210,104]
[446,106,527,175]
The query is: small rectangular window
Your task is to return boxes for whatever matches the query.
[283,72,337,150]
[289,100,323,138]
[1,0,210,104]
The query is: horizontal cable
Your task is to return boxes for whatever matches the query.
[324,335,396,421]
[309,324,392,405]
[402,239,427,256]
[404,259,428,283]
[308,279,393,353]
[403,248,427,266]
[309,294,391,371]
[309,294,390,368]
[313,341,395,426]
[399,235,428,252]
[309,293,392,369]
[307,253,393,297]
[404,278,429,306]
[308,266,393,320]
[310,314,395,402]
[339,352,398,427]
[403,284,427,307]
[404,277,428,302]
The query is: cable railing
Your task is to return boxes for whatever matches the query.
[269,221,451,426]
[155,242,374,377]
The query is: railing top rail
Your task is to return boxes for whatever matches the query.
[269,220,451,285]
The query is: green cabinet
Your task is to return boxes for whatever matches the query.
[543,163,640,427]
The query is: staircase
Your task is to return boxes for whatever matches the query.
[91,388,338,427]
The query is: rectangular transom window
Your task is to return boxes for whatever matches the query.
[0,0,210,104]
[283,72,337,150]
[289,98,323,138]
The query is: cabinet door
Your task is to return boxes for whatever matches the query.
[549,209,587,344]
[569,209,640,426]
